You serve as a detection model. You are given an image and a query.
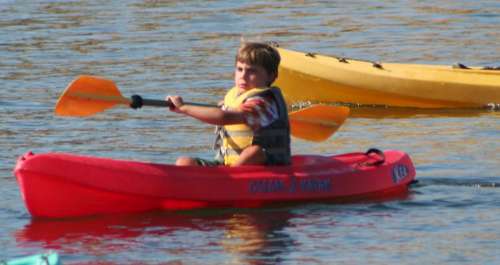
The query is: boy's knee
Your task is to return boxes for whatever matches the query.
[176,156,198,166]
[234,145,266,166]
[244,145,263,155]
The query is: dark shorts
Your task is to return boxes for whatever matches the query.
[194,157,224,167]
[193,149,290,166]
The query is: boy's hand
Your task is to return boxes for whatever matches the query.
[166,95,185,113]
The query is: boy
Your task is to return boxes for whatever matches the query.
[167,42,290,166]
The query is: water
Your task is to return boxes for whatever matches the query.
[1,1,499,264]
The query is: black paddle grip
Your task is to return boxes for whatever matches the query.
[130,95,172,109]
[130,95,143,109]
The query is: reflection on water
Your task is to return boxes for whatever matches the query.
[221,211,294,265]
[16,209,295,264]
[291,102,500,119]
[348,106,500,119]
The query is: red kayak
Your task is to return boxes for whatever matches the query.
[14,149,416,218]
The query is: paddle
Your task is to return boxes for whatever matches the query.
[55,75,349,141]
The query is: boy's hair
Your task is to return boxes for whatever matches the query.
[236,42,281,76]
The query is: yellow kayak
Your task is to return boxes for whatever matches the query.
[274,48,500,108]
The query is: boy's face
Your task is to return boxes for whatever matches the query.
[234,61,275,91]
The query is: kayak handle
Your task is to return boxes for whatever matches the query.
[359,148,385,167]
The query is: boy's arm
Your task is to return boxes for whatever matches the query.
[240,95,279,131]
[167,96,245,125]
[179,105,246,125]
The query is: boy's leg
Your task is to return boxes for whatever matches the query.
[232,145,266,166]
[176,156,223,166]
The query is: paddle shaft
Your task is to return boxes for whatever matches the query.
[68,92,346,141]
[134,96,215,108]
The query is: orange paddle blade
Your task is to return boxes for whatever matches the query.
[289,105,350,142]
[55,75,130,117]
